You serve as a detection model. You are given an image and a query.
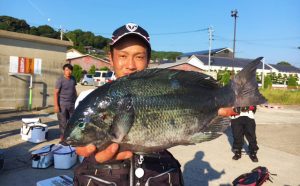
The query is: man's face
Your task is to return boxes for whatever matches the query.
[110,38,149,78]
[64,67,72,78]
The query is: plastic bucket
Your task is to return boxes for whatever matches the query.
[31,144,61,169]
[21,123,48,143]
[53,145,77,169]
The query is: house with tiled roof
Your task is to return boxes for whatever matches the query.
[153,55,272,74]
[268,64,300,84]
[67,54,112,71]
[269,64,300,76]
[188,55,272,73]
[176,47,233,62]
[66,48,84,59]
[153,47,299,86]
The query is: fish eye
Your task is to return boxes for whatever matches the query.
[78,122,85,129]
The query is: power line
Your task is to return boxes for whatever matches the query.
[214,35,299,49]
[93,27,209,37]
[151,28,208,36]
[238,36,300,41]
[215,35,300,42]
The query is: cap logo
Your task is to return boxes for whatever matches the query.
[126,23,138,32]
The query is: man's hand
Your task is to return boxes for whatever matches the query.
[76,143,133,163]
[54,105,60,113]
[218,107,238,117]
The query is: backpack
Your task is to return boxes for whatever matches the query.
[232,166,276,186]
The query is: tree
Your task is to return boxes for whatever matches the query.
[151,51,182,61]
[263,75,272,89]
[287,76,297,88]
[256,72,261,83]
[277,61,291,66]
[0,16,30,33]
[29,26,39,35]
[72,65,83,82]
[99,66,110,71]
[218,70,231,86]
[35,25,60,39]
[88,65,96,75]
[65,29,111,53]
[94,35,110,49]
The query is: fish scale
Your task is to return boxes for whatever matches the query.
[64,57,267,153]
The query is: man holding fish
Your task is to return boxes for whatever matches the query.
[73,23,185,186]
[67,23,266,186]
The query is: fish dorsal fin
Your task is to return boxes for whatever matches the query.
[123,68,219,89]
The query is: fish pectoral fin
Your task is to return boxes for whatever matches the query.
[190,116,230,143]
[110,96,134,143]
[205,116,231,133]
[189,132,223,143]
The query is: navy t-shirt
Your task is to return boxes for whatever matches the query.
[55,75,77,105]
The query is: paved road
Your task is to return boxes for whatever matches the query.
[0,85,299,185]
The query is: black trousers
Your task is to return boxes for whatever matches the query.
[231,116,259,152]
[73,150,184,186]
[57,103,75,136]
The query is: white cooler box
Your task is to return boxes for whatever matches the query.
[36,175,73,186]
[21,118,48,143]
[54,145,77,169]
[31,144,62,169]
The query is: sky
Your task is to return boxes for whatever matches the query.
[1,0,300,67]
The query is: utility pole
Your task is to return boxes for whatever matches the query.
[231,9,238,59]
[261,57,265,88]
[208,26,214,71]
[231,9,238,77]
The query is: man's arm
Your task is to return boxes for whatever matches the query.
[73,76,78,98]
[218,107,238,116]
[54,88,60,113]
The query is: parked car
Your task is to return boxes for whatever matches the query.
[93,70,108,86]
[105,71,116,83]
[80,74,94,86]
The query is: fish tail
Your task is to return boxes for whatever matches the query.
[230,57,267,107]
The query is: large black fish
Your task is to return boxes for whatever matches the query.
[64,57,267,153]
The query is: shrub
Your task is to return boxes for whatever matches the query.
[99,66,110,71]
[72,64,83,82]
[219,71,231,86]
[88,65,96,75]
[287,76,297,89]
[263,75,272,89]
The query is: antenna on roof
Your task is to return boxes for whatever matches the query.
[59,25,67,40]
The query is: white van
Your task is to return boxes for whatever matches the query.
[93,70,108,86]
[105,71,116,83]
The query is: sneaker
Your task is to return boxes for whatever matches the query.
[232,150,241,160]
[249,152,258,162]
